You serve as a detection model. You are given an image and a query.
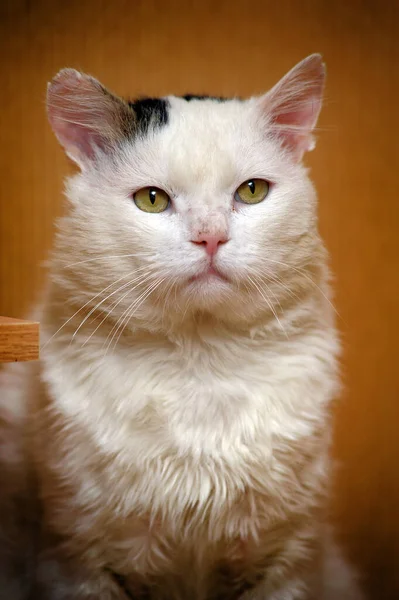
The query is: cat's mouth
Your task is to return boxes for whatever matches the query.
[189,265,229,284]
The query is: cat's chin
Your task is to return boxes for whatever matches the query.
[184,268,232,310]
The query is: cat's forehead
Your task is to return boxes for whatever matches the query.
[125,95,278,193]
[167,94,255,135]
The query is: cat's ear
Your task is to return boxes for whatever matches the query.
[259,54,325,161]
[47,69,134,169]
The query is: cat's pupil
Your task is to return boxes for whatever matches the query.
[149,189,157,205]
[248,180,255,194]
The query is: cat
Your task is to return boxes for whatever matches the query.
[0,54,364,599]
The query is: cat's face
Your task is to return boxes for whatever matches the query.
[48,56,325,331]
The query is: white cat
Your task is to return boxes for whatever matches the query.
[0,54,363,599]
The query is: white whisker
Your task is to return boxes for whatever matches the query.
[105,277,166,354]
[112,277,166,351]
[247,275,287,337]
[72,269,151,341]
[250,269,284,315]
[250,266,300,305]
[81,272,156,347]
[102,276,158,351]
[262,257,340,319]
[161,277,177,324]
[40,268,147,350]
[62,253,156,269]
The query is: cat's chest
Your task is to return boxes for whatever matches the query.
[42,334,328,597]
[45,331,325,486]
[48,336,282,452]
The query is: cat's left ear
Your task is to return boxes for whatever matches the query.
[258,54,325,161]
[47,69,134,170]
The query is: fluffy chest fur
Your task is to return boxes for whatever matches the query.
[35,313,337,588]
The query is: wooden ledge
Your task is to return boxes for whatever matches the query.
[0,317,40,363]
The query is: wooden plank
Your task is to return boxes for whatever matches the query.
[0,316,39,363]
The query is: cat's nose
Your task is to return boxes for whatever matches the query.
[191,234,229,257]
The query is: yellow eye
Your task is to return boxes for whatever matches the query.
[133,187,170,213]
[235,179,269,204]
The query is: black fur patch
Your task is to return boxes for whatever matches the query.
[182,94,228,102]
[128,97,169,135]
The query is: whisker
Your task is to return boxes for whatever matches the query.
[81,272,155,347]
[72,269,151,341]
[62,253,156,269]
[250,269,284,315]
[161,277,177,324]
[102,275,158,350]
[181,287,194,323]
[247,275,287,337]
[106,277,166,354]
[40,268,147,350]
[62,254,138,269]
[261,257,341,319]
[250,266,300,305]
[103,273,162,348]
[111,277,166,352]
[267,274,301,304]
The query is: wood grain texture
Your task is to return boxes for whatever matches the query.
[0,0,398,597]
[0,316,39,363]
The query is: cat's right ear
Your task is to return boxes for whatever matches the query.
[47,69,134,170]
[258,54,326,161]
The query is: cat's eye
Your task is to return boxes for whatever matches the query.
[235,179,269,205]
[133,187,170,213]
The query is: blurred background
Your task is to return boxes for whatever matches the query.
[0,0,398,598]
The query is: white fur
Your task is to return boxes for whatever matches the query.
[0,56,363,599]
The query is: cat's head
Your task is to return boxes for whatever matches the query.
[47,55,326,333]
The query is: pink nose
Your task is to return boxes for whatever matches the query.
[192,234,229,257]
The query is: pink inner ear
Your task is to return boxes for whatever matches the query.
[274,97,321,132]
[49,116,103,162]
[263,54,325,160]
[273,96,322,155]
[47,69,119,168]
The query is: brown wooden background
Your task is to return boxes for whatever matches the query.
[0,1,398,597]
